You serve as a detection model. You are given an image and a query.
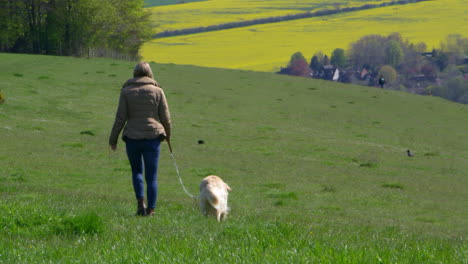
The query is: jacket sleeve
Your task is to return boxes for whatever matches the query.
[158,89,172,140]
[109,91,128,145]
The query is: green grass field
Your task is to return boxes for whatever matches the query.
[0,53,467,263]
[143,0,467,72]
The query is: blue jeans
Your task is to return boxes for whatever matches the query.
[125,137,161,209]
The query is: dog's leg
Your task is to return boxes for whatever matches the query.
[216,211,222,222]
[200,198,208,216]
[201,199,215,217]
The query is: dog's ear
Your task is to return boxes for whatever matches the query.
[225,183,232,192]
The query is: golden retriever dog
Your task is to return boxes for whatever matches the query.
[199,175,232,222]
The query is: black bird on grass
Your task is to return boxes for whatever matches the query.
[406,149,414,157]
[198,140,205,144]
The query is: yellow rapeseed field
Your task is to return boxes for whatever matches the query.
[142,0,467,72]
[150,0,389,32]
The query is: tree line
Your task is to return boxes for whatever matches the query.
[0,0,153,59]
[154,0,429,38]
[279,33,468,104]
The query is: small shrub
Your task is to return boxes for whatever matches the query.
[415,217,436,223]
[268,191,298,200]
[382,182,404,189]
[80,130,95,136]
[256,126,276,132]
[271,192,299,206]
[274,200,285,206]
[62,142,84,148]
[16,124,43,131]
[13,73,23,77]
[321,185,336,192]
[378,65,398,84]
[3,209,50,234]
[55,212,104,235]
[10,172,26,182]
[322,160,337,166]
[360,162,377,168]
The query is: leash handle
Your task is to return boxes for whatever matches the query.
[167,139,173,154]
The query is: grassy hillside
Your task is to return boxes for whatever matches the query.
[143,0,467,72]
[0,54,467,263]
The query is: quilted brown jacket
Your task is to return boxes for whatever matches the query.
[109,77,171,145]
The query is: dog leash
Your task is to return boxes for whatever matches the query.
[167,141,197,199]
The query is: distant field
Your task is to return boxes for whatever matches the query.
[0,53,467,263]
[145,0,205,8]
[142,0,467,72]
[150,0,391,32]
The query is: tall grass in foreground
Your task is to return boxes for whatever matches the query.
[0,197,463,263]
[0,54,466,263]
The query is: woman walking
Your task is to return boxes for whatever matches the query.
[109,62,172,216]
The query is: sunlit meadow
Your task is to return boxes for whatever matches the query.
[0,53,467,263]
[142,0,467,72]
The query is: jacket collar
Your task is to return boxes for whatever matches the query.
[124,77,158,87]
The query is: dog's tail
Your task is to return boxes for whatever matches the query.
[200,181,218,206]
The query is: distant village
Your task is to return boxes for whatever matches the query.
[278,33,468,104]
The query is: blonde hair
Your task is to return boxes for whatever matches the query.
[133,61,154,79]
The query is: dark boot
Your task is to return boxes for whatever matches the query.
[146,208,155,216]
[136,198,147,216]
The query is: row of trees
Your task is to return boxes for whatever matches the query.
[0,0,153,59]
[279,33,468,104]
